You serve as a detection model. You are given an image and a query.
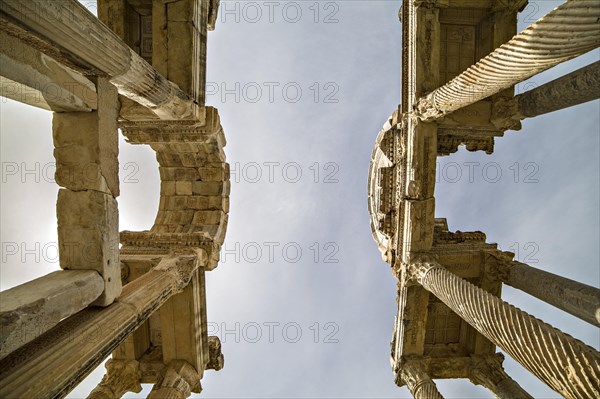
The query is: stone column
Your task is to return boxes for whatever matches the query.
[518,61,600,118]
[53,77,121,306]
[87,359,142,399]
[469,354,533,399]
[409,261,600,399]
[398,360,444,399]
[500,261,600,327]
[493,61,600,129]
[415,1,600,121]
[147,360,200,399]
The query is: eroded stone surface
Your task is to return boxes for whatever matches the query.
[0,270,103,360]
[56,188,120,306]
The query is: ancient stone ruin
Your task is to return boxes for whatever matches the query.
[0,0,599,398]
[1,0,227,397]
[368,1,600,398]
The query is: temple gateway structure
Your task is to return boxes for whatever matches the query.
[368,1,600,398]
[0,0,599,398]
[1,0,228,397]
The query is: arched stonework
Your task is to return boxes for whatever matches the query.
[367,114,407,265]
[119,107,229,270]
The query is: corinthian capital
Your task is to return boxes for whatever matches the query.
[405,255,440,285]
[469,354,507,388]
[491,97,523,131]
[88,359,142,399]
[397,359,444,399]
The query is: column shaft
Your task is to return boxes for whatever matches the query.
[495,378,533,399]
[505,261,600,327]
[518,61,600,118]
[53,77,121,307]
[411,262,600,399]
[398,361,444,399]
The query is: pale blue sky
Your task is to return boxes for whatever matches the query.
[1,1,598,398]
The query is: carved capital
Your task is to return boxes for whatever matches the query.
[154,253,202,292]
[406,257,440,285]
[469,354,508,389]
[148,360,200,399]
[397,359,443,399]
[469,353,533,398]
[415,95,444,122]
[484,251,514,282]
[88,359,142,399]
[491,97,523,131]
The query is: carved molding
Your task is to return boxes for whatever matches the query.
[367,113,408,265]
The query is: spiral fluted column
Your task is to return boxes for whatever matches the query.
[398,361,444,399]
[410,262,600,399]
[415,0,600,121]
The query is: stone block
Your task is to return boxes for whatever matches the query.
[175,181,192,195]
[192,210,224,225]
[187,196,210,210]
[198,164,228,181]
[192,181,229,196]
[56,189,121,306]
[161,181,176,195]
[52,78,119,197]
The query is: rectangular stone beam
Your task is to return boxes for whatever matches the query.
[415,0,600,121]
[0,270,103,360]
[0,0,201,121]
[0,250,206,399]
[159,268,209,377]
[0,32,97,112]
[149,0,209,106]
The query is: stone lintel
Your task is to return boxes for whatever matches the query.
[1,0,200,121]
